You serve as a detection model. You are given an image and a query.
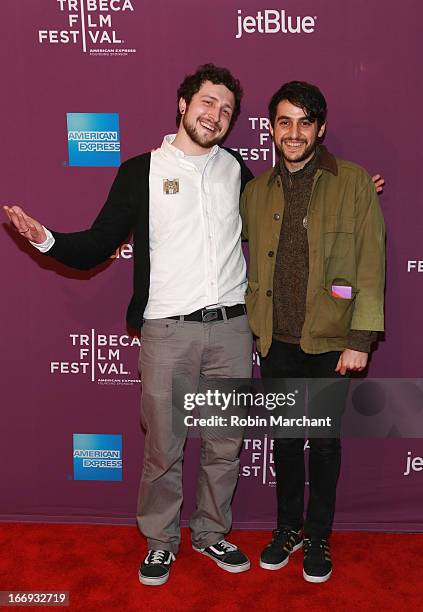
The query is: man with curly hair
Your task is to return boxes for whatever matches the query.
[4,64,254,586]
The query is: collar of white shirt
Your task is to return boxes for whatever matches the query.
[161,134,219,166]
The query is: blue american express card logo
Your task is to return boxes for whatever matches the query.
[67,113,120,167]
[73,433,122,481]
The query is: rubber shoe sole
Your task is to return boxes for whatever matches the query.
[138,568,170,586]
[303,568,332,583]
[193,546,250,573]
[259,540,303,571]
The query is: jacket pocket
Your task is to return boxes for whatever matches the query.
[309,287,357,339]
[324,215,355,259]
[245,280,260,337]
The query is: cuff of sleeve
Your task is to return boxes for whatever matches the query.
[30,227,55,253]
[347,330,378,353]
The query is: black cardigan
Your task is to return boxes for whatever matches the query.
[48,148,253,330]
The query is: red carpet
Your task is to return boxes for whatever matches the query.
[0,524,421,611]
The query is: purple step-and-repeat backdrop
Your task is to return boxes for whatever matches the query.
[1,0,422,531]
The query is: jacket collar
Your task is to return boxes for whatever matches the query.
[267,144,338,186]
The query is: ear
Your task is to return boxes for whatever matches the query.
[269,123,274,140]
[318,122,326,138]
[179,97,186,115]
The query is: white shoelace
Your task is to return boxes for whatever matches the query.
[145,550,175,565]
[217,540,237,552]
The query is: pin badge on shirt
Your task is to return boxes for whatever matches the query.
[163,179,179,195]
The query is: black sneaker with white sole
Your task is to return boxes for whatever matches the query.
[138,549,175,586]
[260,528,303,570]
[303,538,332,583]
[193,539,250,573]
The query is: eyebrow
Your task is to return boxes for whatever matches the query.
[276,114,311,122]
[200,94,234,111]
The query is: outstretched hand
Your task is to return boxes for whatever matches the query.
[3,205,46,244]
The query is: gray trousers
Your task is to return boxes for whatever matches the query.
[136,314,252,554]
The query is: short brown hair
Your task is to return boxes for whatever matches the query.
[176,63,242,126]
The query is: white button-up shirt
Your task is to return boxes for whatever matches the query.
[32,134,247,319]
[143,134,247,318]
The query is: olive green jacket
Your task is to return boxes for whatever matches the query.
[240,148,385,357]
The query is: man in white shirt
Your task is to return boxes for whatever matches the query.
[4,64,254,586]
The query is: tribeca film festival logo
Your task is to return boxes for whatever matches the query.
[407,260,423,272]
[232,117,276,164]
[50,330,140,385]
[235,8,317,39]
[67,113,120,167]
[38,0,136,57]
[240,437,310,487]
[73,433,122,481]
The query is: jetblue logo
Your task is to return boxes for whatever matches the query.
[403,451,423,476]
[67,113,120,167]
[236,9,317,39]
[73,433,122,481]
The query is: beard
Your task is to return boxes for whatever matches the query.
[278,137,318,166]
[182,113,224,149]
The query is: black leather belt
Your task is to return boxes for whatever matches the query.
[169,304,246,323]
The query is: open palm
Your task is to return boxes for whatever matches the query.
[3,205,46,244]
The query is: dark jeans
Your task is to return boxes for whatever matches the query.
[261,340,347,539]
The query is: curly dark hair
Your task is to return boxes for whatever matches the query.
[268,81,327,129]
[176,63,242,126]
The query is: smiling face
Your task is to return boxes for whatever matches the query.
[178,80,235,153]
[270,99,326,171]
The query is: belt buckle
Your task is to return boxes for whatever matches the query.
[202,308,219,323]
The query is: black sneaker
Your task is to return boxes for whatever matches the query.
[260,528,303,570]
[303,538,332,583]
[138,549,175,586]
[193,539,250,573]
